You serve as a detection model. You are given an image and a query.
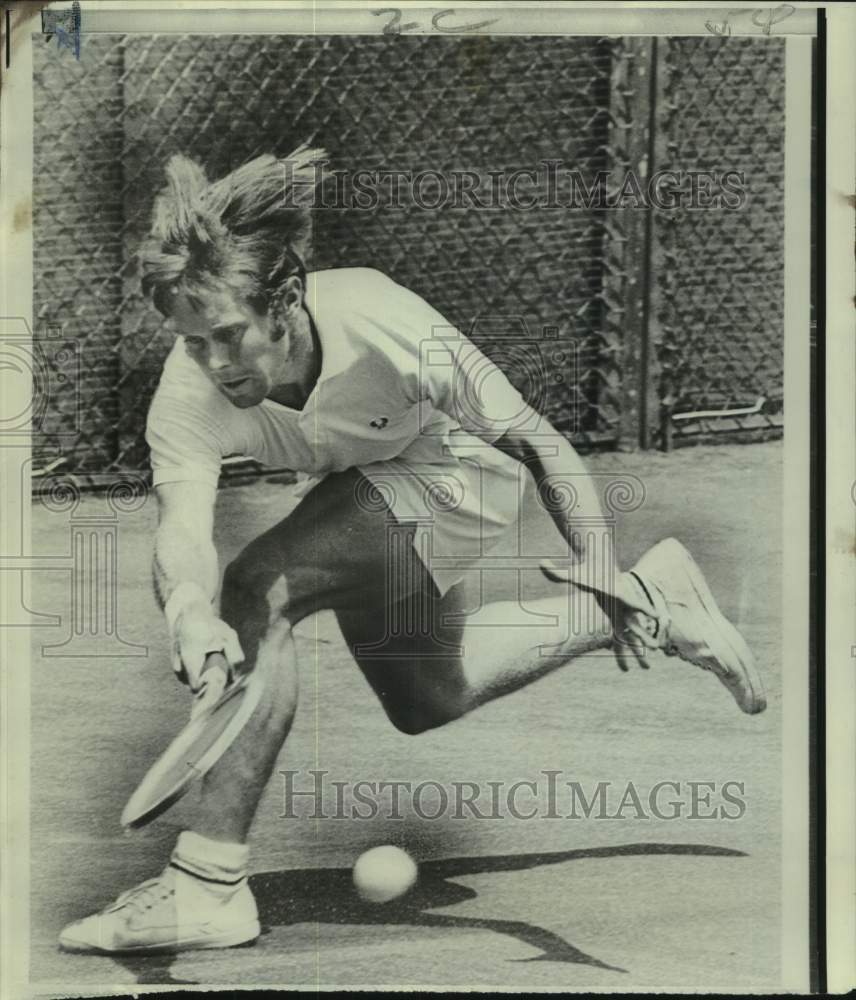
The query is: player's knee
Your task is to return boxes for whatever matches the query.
[222,551,267,609]
[247,620,300,732]
[222,545,319,627]
[386,697,466,736]
[245,687,296,749]
[388,710,431,736]
[261,663,299,730]
[222,550,290,618]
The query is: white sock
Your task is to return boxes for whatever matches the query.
[170,831,249,890]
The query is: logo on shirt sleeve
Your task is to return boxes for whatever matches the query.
[369,416,389,430]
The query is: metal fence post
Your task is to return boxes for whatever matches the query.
[639,38,663,450]
[646,38,786,449]
[611,37,658,451]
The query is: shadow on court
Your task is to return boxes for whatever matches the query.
[116,842,746,984]
[30,442,783,990]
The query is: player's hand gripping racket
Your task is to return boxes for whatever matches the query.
[121,652,263,830]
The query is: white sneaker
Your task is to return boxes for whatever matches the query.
[629,538,767,715]
[58,863,260,954]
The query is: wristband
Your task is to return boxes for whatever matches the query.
[164,581,211,634]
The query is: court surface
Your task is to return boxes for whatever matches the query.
[29,442,783,992]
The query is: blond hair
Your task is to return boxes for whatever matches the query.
[140,144,327,317]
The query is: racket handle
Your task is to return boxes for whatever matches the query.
[192,652,230,717]
[201,650,230,680]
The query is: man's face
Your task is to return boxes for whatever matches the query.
[170,287,288,408]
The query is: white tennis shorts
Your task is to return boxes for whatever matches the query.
[295,432,525,597]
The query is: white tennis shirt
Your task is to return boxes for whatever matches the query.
[146,267,528,594]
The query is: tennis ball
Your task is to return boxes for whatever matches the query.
[353,845,418,903]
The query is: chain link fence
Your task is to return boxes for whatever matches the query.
[652,37,785,446]
[31,33,786,483]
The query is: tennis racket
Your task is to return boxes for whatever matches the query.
[121,652,263,830]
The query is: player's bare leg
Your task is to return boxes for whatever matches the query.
[338,574,617,736]
[188,476,411,844]
[58,469,618,954]
[59,471,403,953]
[191,470,622,839]
[60,470,760,954]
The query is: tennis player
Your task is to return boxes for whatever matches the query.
[59,147,766,954]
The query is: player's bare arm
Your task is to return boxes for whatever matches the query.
[493,408,662,669]
[152,481,218,610]
[153,480,244,692]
